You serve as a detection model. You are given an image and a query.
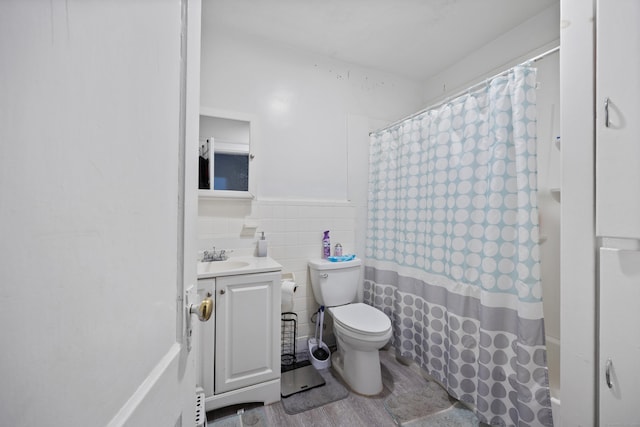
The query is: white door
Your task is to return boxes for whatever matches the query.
[596,0,640,239]
[0,1,202,426]
[599,248,640,426]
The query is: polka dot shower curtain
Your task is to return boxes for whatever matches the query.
[365,66,552,426]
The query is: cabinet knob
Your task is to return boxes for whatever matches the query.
[190,297,213,322]
[220,289,226,295]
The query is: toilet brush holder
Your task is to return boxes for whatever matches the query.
[308,337,331,370]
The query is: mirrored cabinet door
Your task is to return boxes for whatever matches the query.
[199,110,255,199]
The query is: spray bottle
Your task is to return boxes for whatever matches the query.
[322,230,330,259]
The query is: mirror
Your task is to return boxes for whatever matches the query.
[199,109,254,198]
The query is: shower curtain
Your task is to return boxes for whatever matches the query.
[365,66,552,426]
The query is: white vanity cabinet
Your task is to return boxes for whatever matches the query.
[196,260,281,412]
[215,272,281,393]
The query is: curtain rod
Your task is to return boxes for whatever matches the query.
[370,45,560,135]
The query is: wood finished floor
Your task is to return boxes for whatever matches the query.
[209,348,457,427]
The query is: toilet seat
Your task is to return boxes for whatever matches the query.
[328,303,391,336]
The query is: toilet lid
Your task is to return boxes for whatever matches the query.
[329,303,391,335]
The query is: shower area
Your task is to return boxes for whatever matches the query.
[364,50,560,426]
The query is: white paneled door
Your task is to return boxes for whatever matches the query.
[0,1,201,426]
[599,248,640,426]
[599,248,640,427]
[597,2,640,425]
[596,0,640,239]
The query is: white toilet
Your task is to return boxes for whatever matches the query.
[308,257,392,395]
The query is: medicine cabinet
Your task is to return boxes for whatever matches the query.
[199,108,255,199]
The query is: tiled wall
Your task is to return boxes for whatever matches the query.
[198,198,357,347]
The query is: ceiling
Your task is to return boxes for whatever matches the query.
[203,0,558,81]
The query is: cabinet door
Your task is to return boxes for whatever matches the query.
[599,248,640,425]
[215,272,281,393]
[596,0,640,238]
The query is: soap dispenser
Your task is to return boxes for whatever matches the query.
[257,232,267,257]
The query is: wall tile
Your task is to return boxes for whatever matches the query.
[198,198,357,343]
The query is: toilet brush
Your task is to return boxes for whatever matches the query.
[312,306,329,361]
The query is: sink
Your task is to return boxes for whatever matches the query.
[198,260,250,275]
[197,256,283,278]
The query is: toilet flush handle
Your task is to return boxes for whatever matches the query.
[320,273,328,279]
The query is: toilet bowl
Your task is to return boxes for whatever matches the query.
[308,258,392,395]
[328,303,392,395]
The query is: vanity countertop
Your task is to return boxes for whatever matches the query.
[197,256,282,279]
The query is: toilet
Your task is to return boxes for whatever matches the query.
[308,257,392,395]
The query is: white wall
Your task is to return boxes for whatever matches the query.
[198,22,424,342]
[198,5,562,349]
[536,52,562,341]
[200,27,424,201]
[421,3,560,106]
[535,52,562,398]
[560,0,596,425]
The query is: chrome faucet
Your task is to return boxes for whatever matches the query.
[202,247,230,262]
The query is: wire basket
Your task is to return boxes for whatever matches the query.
[281,312,297,367]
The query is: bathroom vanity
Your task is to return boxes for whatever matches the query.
[196,256,282,411]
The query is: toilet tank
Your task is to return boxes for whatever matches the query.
[308,258,362,306]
